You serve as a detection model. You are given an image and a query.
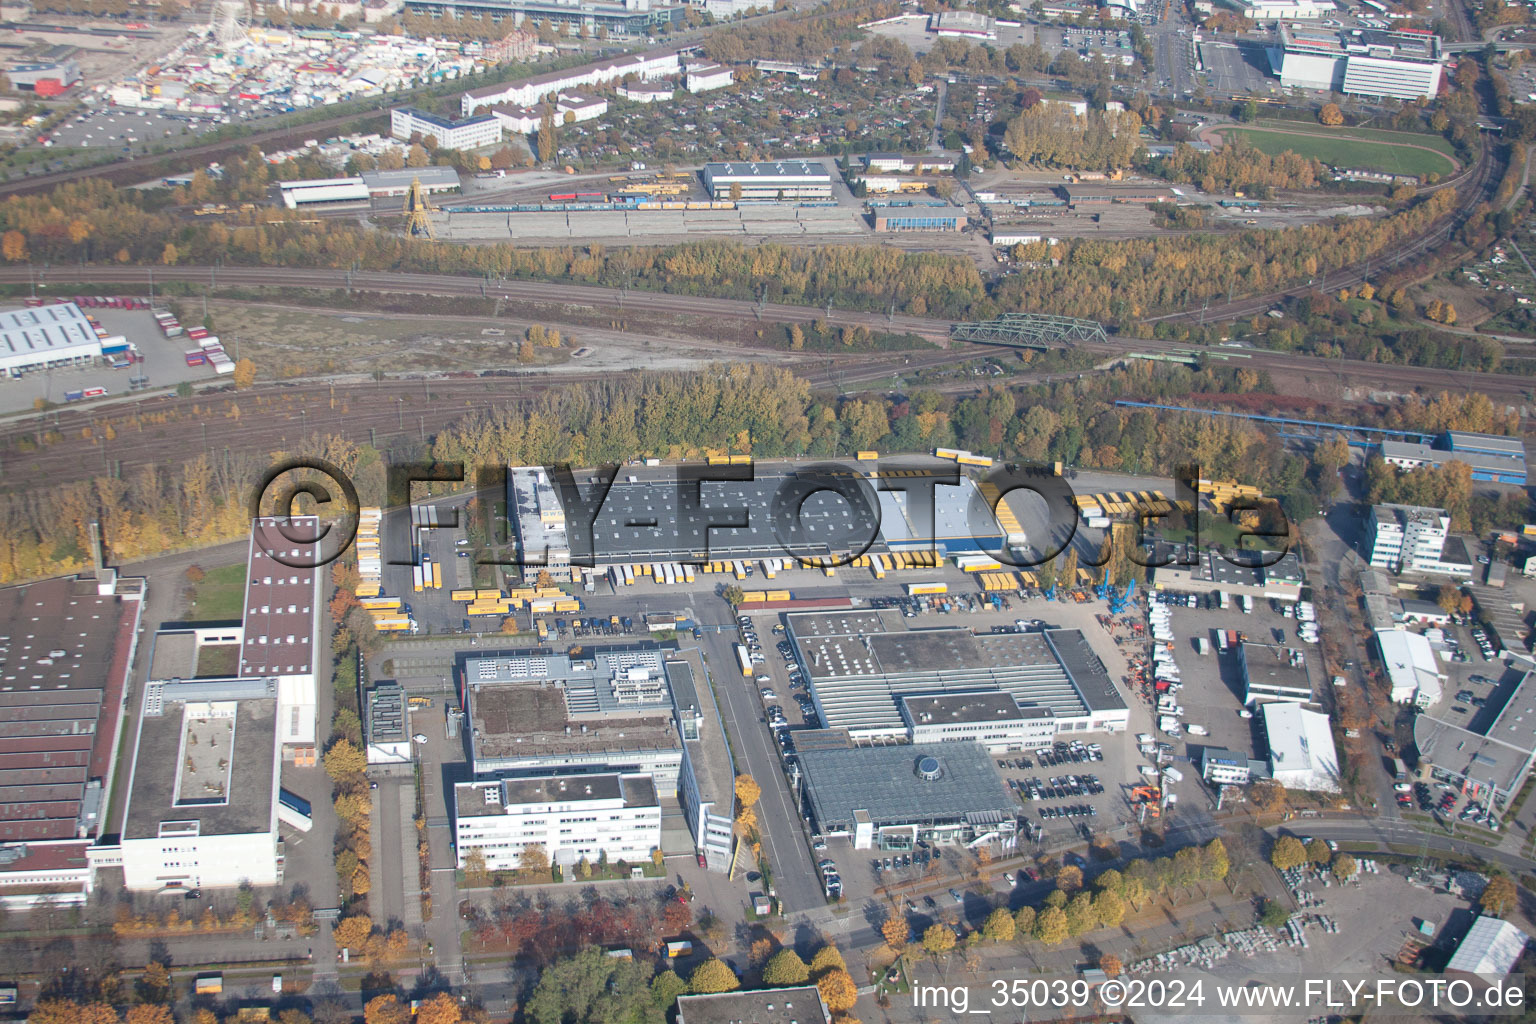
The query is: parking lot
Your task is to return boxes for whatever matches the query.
[0,302,228,414]
[48,107,227,153]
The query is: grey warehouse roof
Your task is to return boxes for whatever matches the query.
[798,741,1016,832]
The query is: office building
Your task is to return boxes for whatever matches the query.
[899,692,1056,751]
[797,742,1016,849]
[1275,26,1445,100]
[1263,702,1340,792]
[453,772,660,871]
[1239,642,1313,705]
[0,571,145,907]
[1416,668,1536,807]
[1200,748,1252,786]
[787,610,1130,740]
[389,107,501,151]
[462,646,683,783]
[1376,629,1444,707]
[702,161,834,201]
[665,656,734,872]
[1152,549,1305,602]
[1367,503,1454,573]
[0,302,122,378]
[118,676,284,891]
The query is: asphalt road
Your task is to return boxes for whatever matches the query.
[692,599,827,914]
[1266,817,1531,873]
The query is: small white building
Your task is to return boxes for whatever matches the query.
[1377,629,1444,707]
[454,773,661,871]
[685,62,733,93]
[1201,748,1251,786]
[899,692,1056,751]
[556,92,608,123]
[1263,702,1341,792]
[1446,916,1530,976]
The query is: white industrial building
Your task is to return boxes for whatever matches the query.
[1275,26,1445,100]
[118,677,284,892]
[1446,916,1530,975]
[1263,702,1340,792]
[899,692,1057,751]
[1232,0,1335,18]
[453,772,660,871]
[929,11,997,38]
[685,62,733,92]
[389,106,501,151]
[702,161,835,201]
[242,517,324,755]
[461,47,682,115]
[0,302,121,378]
[1376,629,1445,707]
[279,177,372,209]
[1239,642,1314,705]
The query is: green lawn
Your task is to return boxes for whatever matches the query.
[187,563,247,621]
[1219,126,1458,178]
[1255,119,1458,159]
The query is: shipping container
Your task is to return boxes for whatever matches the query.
[956,454,993,467]
[194,975,223,995]
[683,564,695,583]
[184,350,206,366]
[905,582,948,596]
[762,559,776,579]
[735,644,752,677]
[432,562,442,590]
[355,581,381,598]
[451,589,477,602]
[934,447,965,461]
[856,450,879,461]
[359,597,401,611]
[733,560,748,580]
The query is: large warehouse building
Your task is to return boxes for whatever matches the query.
[507,460,1009,572]
[797,742,1016,849]
[786,610,1129,741]
[1274,26,1445,100]
[1262,702,1340,792]
[0,570,145,908]
[1381,432,1527,485]
[0,302,123,378]
[702,161,834,202]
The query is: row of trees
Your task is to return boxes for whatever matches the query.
[465,892,695,965]
[1001,104,1144,172]
[1149,139,1325,195]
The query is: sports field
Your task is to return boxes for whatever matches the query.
[1215,125,1459,178]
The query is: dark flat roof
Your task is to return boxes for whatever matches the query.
[0,574,136,841]
[799,741,1015,831]
[1045,629,1128,712]
[676,988,830,1024]
[123,683,279,839]
[241,517,320,677]
[900,691,1026,724]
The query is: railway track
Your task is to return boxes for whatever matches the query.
[1144,138,1504,326]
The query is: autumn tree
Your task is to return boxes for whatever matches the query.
[922,923,956,955]
[809,944,845,978]
[1055,864,1083,892]
[333,913,373,950]
[1013,905,1036,937]
[232,358,256,390]
[1305,839,1331,866]
[364,996,410,1024]
[1100,953,1123,976]
[1,230,27,261]
[125,1007,173,1024]
[762,948,810,986]
[1319,103,1344,125]
[880,914,909,950]
[817,969,858,1014]
[1332,853,1357,879]
[1270,836,1307,871]
[324,739,366,781]
[982,907,1015,942]
[413,993,461,1024]
[519,842,550,877]
[1481,875,1518,917]
[689,958,740,994]
[1033,906,1070,945]
[1250,779,1288,812]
